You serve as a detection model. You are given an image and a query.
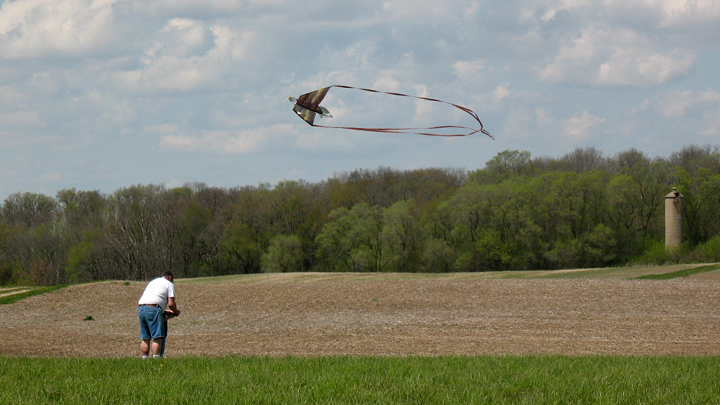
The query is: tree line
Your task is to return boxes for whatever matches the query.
[2,145,720,286]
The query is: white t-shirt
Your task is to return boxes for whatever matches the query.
[138,277,176,309]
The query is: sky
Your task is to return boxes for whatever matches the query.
[1,0,719,201]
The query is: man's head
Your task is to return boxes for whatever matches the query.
[162,271,174,282]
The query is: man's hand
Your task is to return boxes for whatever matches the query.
[164,310,179,319]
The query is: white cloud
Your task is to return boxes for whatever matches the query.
[411,84,437,126]
[657,87,720,135]
[659,88,720,118]
[700,108,720,136]
[159,124,296,155]
[595,47,695,86]
[493,85,511,102]
[541,0,593,22]
[121,0,246,18]
[341,40,378,68]
[161,130,264,155]
[0,0,119,59]
[536,108,553,125]
[158,18,207,57]
[112,25,258,94]
[539,0,720,28]
[500,108,536,140]
[381,0,471,23]
[293,131,356,152]
[653,0,720,27]
[463,1,481,19]
[0,85,28,104]
[453,59,485,80]
[294,71,360,93]
[0,110,45,128]
[142,123,178,136]
[372,76,401,92]
[539,26,696,87]
[562,110,605,140]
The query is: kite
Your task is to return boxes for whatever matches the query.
[288,85,493,139]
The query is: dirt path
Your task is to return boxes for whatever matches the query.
[2,272,719,357]
[0,288,30,298]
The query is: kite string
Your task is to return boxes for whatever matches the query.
[313,125,483,137]
[329,85,493,139]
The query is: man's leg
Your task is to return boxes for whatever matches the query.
[160,318,168,357]
[139,307,154,358]
[140,339,151,357]
[151,338,164,356]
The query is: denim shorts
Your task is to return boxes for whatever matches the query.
[138,306,165,339]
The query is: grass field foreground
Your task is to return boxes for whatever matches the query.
[1,356,720,404]
[3,264,720,403]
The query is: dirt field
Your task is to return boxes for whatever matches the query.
[2,266,720,358]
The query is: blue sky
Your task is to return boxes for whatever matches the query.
[1,0,719,201]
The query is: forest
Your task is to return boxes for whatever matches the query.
[2,145,720,286]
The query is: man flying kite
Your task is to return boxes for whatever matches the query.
[289,85,493,139]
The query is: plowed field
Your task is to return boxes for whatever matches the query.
[2,266,719,357]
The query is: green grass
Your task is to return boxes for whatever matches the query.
[0,285,67,305]
[1,356,719,404]
[632,263,720,280]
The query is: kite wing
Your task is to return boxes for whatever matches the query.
[291,87,331,125]
[292,103,318,126]
[289,85,493,139]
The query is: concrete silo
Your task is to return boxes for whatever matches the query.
[665,187,684,248]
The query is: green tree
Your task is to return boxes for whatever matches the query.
[559,147,611,173]
[441,175,547,271]
[1,192,58,228]
[56,189,107,234]
[539,171,615,268]
[65,229,101,283]
[175,201,214,278]
[439,181,505,271]
[421,237,455,272]
[472,150,533,184]
[262,234,303,273]
[100,184,179,280]
[6,224,68,285]
[697,173,720,241]
[316,203,387,272]
[382,200,422,272]
[217,221,263,275]
[676,167,720,246]
[0,223,11,284]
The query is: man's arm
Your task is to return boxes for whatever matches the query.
[167,297,180,317]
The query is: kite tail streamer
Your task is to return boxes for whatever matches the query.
[292,85,493,139]
[328,85,493,139]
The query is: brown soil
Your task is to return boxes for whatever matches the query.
[2,270,720,358]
